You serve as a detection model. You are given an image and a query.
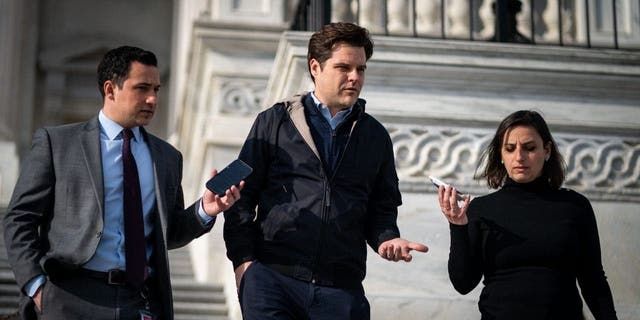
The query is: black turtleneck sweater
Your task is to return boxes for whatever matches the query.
[449,177,617,320]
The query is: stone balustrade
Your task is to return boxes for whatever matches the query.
[328,0,640,48]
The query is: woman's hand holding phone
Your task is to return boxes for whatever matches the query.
[430,176,471,225]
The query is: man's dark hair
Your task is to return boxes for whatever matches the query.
[477,110,567,189]
[307,22,374,82]
[97,46,158,98]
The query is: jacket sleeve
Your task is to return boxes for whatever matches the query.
[365,130,401,251]
[224,110,272,269]
[3,128,53,292]
[575,195,618,320]
[164,151,213,250]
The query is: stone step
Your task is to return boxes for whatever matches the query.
[0,284,19,295]
[170,268,195,277]
[0,272,16,283]
[173,302,227,316]
[0,211,20,318]
[172,290,226,304]
[0,309,18,318]
[171,279,224,292]
[174,315,228,320]
[0,296,19,306]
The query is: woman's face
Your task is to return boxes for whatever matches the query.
[501,125,550,183]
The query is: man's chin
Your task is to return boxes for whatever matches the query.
[136,118,153,127]
[341,97,359,107]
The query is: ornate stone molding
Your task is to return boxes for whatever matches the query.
[219,79,266,116]
[390,123,640,201]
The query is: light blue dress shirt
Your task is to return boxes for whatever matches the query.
[310,92,352,130]
[82,111,157,272]
[25,111,213,296]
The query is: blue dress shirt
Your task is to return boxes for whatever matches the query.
[310,92,352,130]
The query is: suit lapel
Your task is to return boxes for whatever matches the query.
[143,128,169,245]
[80,117,104,215]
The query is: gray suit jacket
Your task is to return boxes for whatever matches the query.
[3,116,212,319]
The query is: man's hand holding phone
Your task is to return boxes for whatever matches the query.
[430,176,471,225]
[202,159,252,216]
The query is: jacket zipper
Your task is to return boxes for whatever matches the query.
[285,100,361,284]
[311,114,360,284]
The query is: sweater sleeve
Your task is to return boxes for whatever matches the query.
[574,194,618,320]
[448,203,483,294]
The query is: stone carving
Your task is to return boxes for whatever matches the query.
[561,136,640,197]
[388,123,640,201]
[219,80,265,116]
[390,125,487,181]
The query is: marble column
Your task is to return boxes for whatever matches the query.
[0,0,37,205]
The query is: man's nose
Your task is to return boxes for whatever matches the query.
[347,69,361,82]
[146,93,157,104]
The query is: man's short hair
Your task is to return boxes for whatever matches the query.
[97,46,157,98]
[307,22,374,82]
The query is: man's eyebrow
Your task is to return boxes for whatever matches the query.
[135,82,160,88]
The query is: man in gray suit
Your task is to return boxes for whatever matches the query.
[3,46,242,320]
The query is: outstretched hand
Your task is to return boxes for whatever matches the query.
[202,169,244,216]
[378,238,428,262]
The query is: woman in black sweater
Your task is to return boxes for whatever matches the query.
[438,110,617,319]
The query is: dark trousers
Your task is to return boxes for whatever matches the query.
[35,272,162,320]
[239,261,370,320]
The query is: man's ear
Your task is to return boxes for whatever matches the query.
[104,80,116,100]
[309,59,321,78]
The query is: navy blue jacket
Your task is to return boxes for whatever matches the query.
[224,92,402,289]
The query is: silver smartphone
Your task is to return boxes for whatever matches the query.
[429,176,468,201]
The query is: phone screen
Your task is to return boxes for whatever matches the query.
[206,159,253,196]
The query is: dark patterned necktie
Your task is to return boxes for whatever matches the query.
[122,128,146,287]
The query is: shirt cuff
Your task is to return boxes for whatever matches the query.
[198,198,216,225]
[25,275,46,297]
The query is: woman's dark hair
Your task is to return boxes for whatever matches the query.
[97,46,157,98]
[476,110,566,189]
[307,22,373,82]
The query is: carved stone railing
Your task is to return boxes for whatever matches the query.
[390,124,640,201]
[326,0,640,48]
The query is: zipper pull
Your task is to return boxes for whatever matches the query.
[325,186,331,207]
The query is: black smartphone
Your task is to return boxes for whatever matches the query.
[429,176,468,201]
[206,159,253,196]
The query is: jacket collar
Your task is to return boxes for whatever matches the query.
[278,92,365,160]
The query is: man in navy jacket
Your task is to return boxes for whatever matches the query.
[224,22,428,319]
